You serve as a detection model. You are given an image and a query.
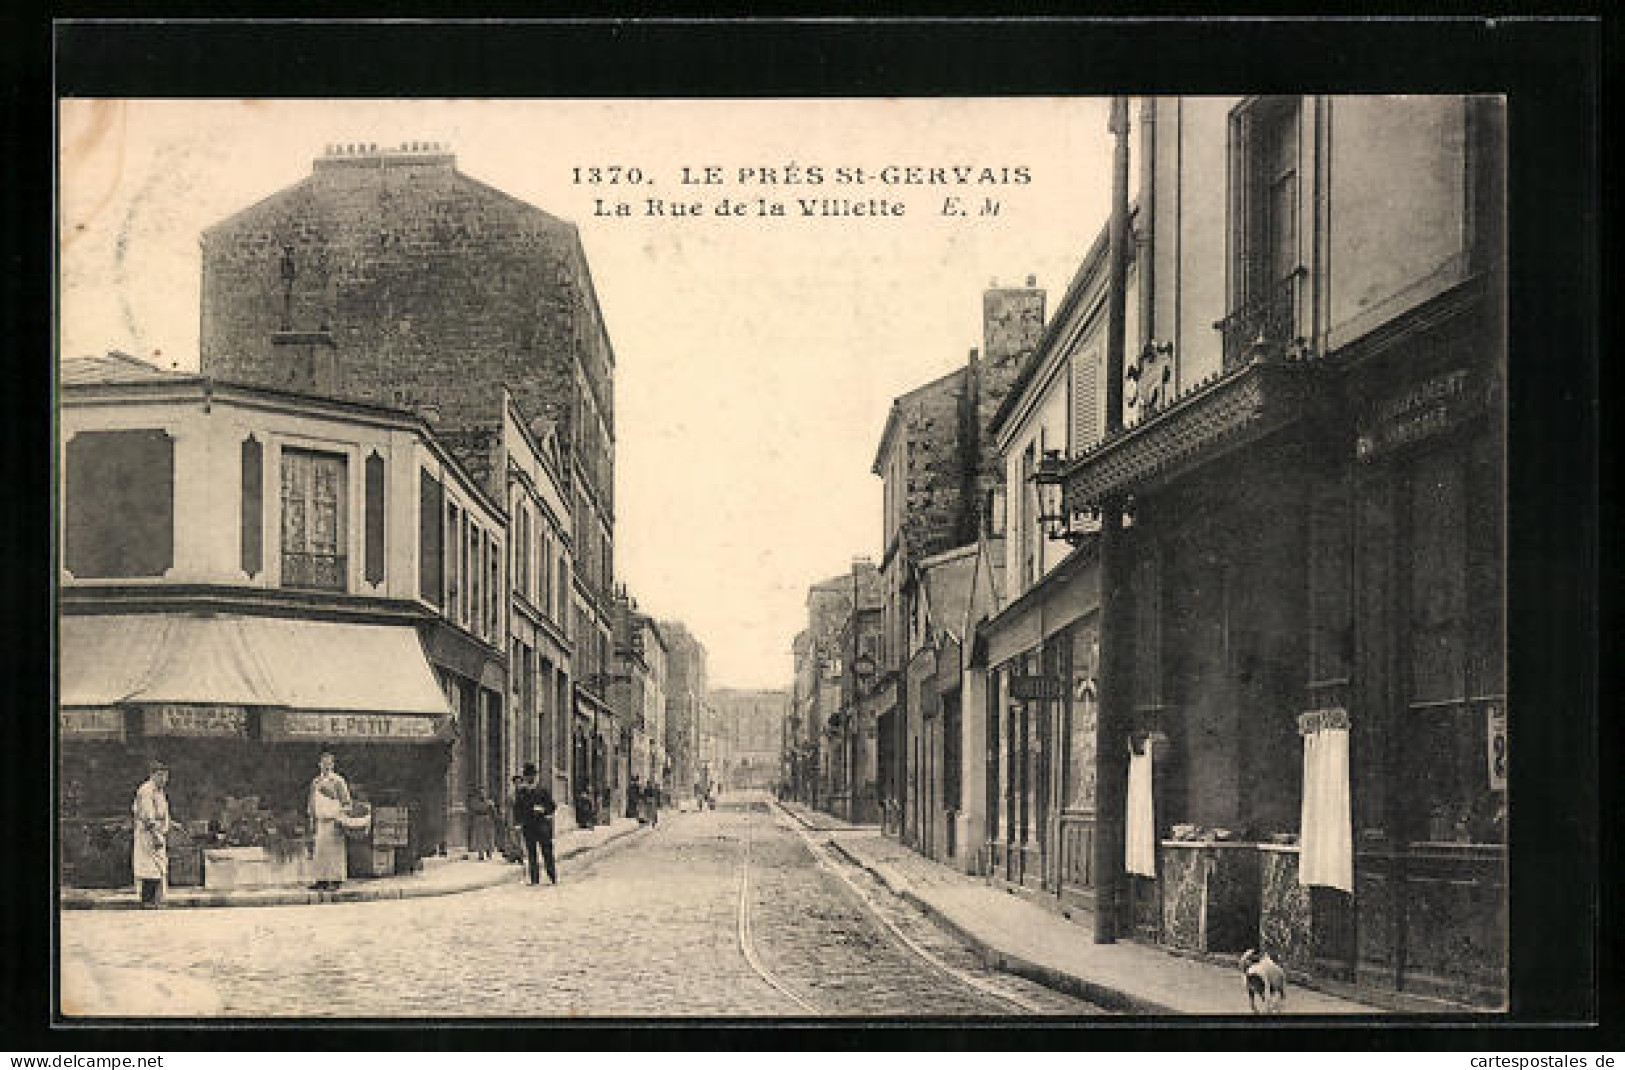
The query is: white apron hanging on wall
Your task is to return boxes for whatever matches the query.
[1125,736,1157,878]
[1298,708,1353,893]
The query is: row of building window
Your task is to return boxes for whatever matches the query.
[512,499,570,630]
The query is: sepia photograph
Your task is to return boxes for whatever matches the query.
[51,87,1522,1023]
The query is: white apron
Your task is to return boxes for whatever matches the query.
[131,779,171,885]
[308,773,351,882]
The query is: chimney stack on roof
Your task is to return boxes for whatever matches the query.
[315,140,454,170]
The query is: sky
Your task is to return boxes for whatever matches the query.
[58,98,1116,689]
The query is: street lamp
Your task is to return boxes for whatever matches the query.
[848,652,876,822]
[1032,449,1095,545]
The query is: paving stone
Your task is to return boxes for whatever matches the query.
[59,808,1100,1019]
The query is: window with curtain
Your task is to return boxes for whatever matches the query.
[445,502,461,621]
[280,448,347,590]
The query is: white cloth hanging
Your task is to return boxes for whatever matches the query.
[1298,709,1353,893]
[1125,738,1156,878]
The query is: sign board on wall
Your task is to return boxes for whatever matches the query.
[60,707,125,741]
[266,710,449,742]
[1356,367,1489,462]
[1009,675,1065,701]
[143,704,250,738]
[1484,700,1507,791]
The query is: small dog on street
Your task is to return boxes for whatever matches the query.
[1241,948,1287,1013]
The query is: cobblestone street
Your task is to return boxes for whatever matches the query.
[59,800,1103,1018]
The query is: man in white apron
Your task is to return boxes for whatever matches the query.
[131,760,172,907]
[307,752,352,891]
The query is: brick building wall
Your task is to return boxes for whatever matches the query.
[896,369,972,562]
[198,144,615,526]
[971,281,1047,521]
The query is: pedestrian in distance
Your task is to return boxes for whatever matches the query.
[131,759,173,907]
[643,778,659,827]
[628,774,644,822]
[306,751,351,891]
[503,774,527,863]
[514,763,558,885]
[467,787,497,861]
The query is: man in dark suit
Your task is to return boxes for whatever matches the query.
[513,763,557,885]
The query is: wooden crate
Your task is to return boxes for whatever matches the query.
[372,806,410,848]
[367,847,394,877]
[167,844,204,887]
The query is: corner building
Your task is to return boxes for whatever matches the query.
[199,142,620,829]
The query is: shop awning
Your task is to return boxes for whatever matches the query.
[60,613,452,729]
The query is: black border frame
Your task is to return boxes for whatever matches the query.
[5,11,1608,1051]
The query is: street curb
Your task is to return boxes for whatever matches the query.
[826,839,1175,1016]
[777,802,878,835]
[61,822,650,911]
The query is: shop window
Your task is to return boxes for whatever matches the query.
[1068,624,1099,811]
[64,428,174,579]
[280,448,347,590]
[1222,96,1303,369]
[1396,438,1504,846]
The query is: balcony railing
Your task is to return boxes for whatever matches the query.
[281,551,346,591]
[1216,268,1303,372]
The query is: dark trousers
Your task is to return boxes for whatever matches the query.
[523,829,556,884]
[139,878,162,905]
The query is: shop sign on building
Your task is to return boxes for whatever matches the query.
[1009,675,1065,701]
[269,710,446,741]
[1355,367,1485,462]
[1484,700,1507,791]
[60,706,125,741]
[143,704,250,737]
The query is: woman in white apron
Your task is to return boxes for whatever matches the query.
[132,760,173,907]
[307,752,351,890]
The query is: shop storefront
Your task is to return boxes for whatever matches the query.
[978,547,1101,906]
[1058,287,1506,1006]
[1341,317,1506,1005]
[59,612,454,890]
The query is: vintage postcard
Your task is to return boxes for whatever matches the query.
[56,91,1513,1022]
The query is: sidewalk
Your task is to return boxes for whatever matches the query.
[778,799,878,833]
[826,831,1390,1016]
[62,818,647,911]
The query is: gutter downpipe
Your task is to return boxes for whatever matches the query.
[1093,95,1133,944]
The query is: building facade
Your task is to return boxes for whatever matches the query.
[501,392,576,827]
[976,216,1138,894]
[833,559,882,822]
[791,571,861,810]
[197,141,620,830]
[871,280,1046,846]
[1055,96,1506,1006]
[659,620,708,803]
[611,596,668,802]
[709,689,788,792]
[59,354,506,886]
